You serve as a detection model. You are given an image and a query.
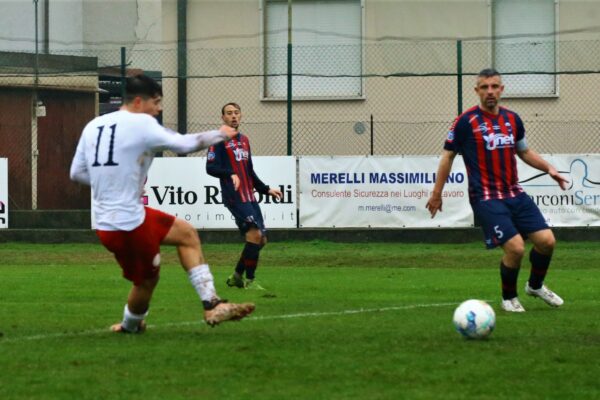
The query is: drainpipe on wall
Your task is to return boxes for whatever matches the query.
[32,0,40,210]
[286,0,292,156]
[43,0,49,54]
[177,0,187,146]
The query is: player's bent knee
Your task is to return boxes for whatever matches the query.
[544,236,556,252]
[183,224,201,247]
[137,275,159,290]
[538,235,556,254]
[531,229,556,254]
[246,228,263,244]
[166,219,201,247]
[508,247,525,260]
[503,236,525,260]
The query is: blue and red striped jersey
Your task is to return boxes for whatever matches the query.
[444,105,525,203]
[206,133,269,205]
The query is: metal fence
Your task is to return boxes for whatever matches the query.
[1,38,600,210]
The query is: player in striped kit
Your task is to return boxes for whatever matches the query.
[70,75,254,332]
[426,69,569,312]
[206,103,283,290]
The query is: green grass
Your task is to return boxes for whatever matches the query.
[0,241,599,400]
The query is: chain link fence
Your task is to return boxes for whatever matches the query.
[1,38,600,210]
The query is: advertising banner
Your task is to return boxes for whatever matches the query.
[0,158,7,229]
[144,156,297,229]
[518,154,600,227]
[299,156,472,228]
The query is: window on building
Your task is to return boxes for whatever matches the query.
[263,0,363,99]
[493,0,557,96]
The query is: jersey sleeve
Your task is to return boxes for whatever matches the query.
[143,116,227,154]
[443,115,468,152]
[514,113,525,142]
[206,142,234,179]
[514,113,528,151]
[69,132,91,185]
[248,144,269,195]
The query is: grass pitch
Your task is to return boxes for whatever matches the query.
[0,241,599,399]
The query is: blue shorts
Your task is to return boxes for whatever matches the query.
[226,201,267,236]
[472,192,549,249]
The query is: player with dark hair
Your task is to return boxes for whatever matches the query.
[70,75,254,332]
[426,68,569,312]
[206,103,283,290]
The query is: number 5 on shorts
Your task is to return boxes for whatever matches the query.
[493,225,504,239]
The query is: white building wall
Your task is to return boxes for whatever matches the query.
[49,0,84,52]
[0,0,41,52]
[0,0,162,68]
[2,0,599,155]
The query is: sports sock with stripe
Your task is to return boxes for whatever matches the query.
[500,262,520,300]
[528,248,552,290]
[236,242,261,280]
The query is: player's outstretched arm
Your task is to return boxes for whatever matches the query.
[149,120,238,154]
[426,150,457,218]
[247,146,277,197]
[548,168,570,190]
[179,125,238,153]
[517,148,569,190]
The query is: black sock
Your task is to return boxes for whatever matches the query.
[236,242,261,280]
[234,258,245,276]
[528,248,551,290]
[500,262,520,300]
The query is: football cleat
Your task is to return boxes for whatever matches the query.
[525,282,564,307]
[204,300,255,327]
[110,320,147,334]
[245,279,266,291]
[501,297,526,313]
[226,273,246,289]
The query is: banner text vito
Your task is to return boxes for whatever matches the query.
[145,156,296,229]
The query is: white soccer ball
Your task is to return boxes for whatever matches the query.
[453,299,496,339]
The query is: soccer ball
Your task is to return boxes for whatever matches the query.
[453,299,496,339]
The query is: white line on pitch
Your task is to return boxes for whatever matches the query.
[0,301,460,343]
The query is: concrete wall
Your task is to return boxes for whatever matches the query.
[50,0,84,52]
[2,0,600,155]
[0,0,44,52]
[0,0,163,69]
[156,0,600,155]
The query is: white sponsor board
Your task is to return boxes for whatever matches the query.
[144,156,297,229]
[0,158,7,228]
[299,156,472,228]
[518,154,600,227]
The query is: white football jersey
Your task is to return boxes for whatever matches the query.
[70,110,226,231]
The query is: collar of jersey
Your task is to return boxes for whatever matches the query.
[477,106,502,120]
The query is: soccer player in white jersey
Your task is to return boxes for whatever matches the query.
[70,74,255,332]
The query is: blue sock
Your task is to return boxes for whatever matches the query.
[528,248,551,290]
[500,262,520,300]
[236,242,261,280]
